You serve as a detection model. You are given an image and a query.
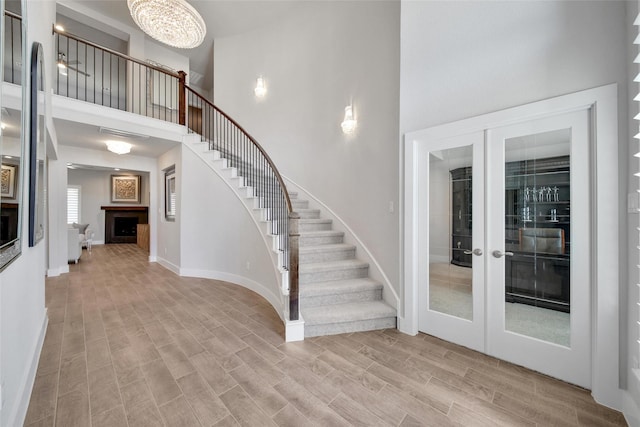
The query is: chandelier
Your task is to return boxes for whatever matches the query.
[127,0,206,49]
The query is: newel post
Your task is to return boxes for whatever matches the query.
[289,211,301,321]
[178,70,187,126]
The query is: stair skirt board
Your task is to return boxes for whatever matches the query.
[186,138,397,338]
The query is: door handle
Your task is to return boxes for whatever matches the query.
[492,250,514,258]
[463,248,483,256]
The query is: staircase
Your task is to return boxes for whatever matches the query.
[185,130,396,340]
[291,193,396,338]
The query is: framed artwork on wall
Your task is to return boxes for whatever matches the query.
[111,175,141,203]
[1,164,17,198]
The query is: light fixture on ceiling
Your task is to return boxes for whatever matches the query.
[341,105,357,134]
[127,0,206,49]
[105,140,133,155]
[254,76,267,98]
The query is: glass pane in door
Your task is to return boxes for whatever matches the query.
[503,129,571,346]
[429,146,473,320]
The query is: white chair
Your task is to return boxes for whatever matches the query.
[67,228,82,263]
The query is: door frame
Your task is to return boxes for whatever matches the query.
[402,84,619,408]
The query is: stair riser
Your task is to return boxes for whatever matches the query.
[300,266,368,284]
[298,222,333,232]
[304,317,397,338]
[300,289,382,308]
[291,200,309,209]
[300,234,344,246]
[297,210,321,219]
[300,248,356,263]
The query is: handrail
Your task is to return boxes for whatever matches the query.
[184,87,293,213]
[185,86,299,321]
[4,10,20,19]
[52,26,181,78]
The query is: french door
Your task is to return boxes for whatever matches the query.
[419,110,591,388]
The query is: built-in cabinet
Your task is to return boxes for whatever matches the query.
[450,156,571,312]
[450,167,472,267]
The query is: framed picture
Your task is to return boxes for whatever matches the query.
[111,175,141,203]
[1,164,17,198]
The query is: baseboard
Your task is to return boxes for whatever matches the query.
[8,310,48,427]
[180,268,284,317]
[46,265,69,277]
[156,257,181,275]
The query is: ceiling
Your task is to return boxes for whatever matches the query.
[73,0,301,91]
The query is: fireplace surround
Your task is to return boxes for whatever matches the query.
[101,206,148,244]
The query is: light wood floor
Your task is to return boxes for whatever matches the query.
[24,244,626,426]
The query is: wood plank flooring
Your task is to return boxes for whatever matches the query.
[24,244,627,426]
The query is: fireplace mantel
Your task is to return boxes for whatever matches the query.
[101,206,148,211]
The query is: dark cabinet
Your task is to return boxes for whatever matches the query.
[450,167,472,267]
[450,156,571,312]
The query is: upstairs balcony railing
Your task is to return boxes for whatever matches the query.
[4,10,22,85]
[2,13,300,323]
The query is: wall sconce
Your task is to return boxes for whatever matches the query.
[105,140,132,155]
[254,76,267,97]
[341,105,357,134]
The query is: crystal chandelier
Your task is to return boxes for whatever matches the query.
[127,0,206,49]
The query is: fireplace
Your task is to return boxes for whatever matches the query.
[102,206,148,244]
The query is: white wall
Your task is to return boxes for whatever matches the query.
[400,0,631,416]
[178,147,283,312]
[1,1,56,426]
[67,168,150,244]
[214,1,401,295]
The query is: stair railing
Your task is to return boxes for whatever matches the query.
[52,26,185,124]
[185,87,299,321]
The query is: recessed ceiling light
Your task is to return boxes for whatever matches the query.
[105,140,132,155]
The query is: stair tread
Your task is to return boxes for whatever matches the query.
[299,243,355,254]
[298,218,332,223]
[302,301,396,325]
[299,230,344,236]
[299,259,368,273]
[300,278,382,297]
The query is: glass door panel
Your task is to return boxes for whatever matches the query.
[429,146,473,320]
[503,130,571,346]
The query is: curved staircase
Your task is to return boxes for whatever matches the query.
[185,136,396,339]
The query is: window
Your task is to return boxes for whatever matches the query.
[165,167,176,221]
[67,185,81,224]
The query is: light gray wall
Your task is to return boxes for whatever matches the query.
[400,0,631,408]
[67,168,150,244]
[214,0,401,295]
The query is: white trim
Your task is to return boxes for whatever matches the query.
[46,265,69,277]
[179,268,284,320]
[156,256,180,275]
[285,318,305,342]
[283,176,400,312]
[403,84,620,409]
[9,311,48,427]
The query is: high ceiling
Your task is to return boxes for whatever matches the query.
[73,0,301,91]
